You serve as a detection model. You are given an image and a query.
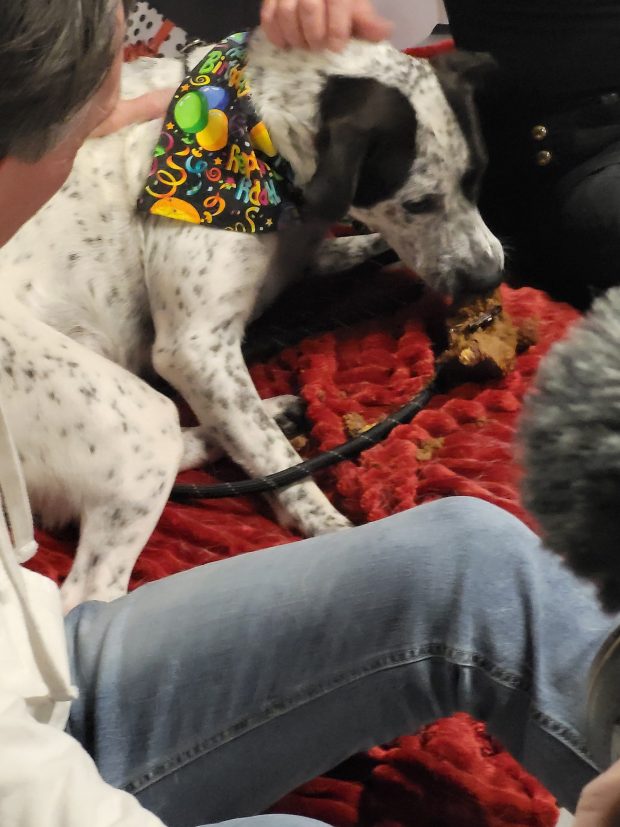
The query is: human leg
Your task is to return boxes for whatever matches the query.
[65,497,618,825]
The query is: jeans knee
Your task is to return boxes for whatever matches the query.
[219,817,329,827]
[410,495,531,543]
[378,497,541,588]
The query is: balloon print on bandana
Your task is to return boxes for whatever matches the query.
[174,86,231,152]
[199,86,230,112]
[138,32,298,234]
[249,122,277,158]
[196,110,229,152]
[174,91,209,134]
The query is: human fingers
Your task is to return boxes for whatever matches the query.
[261,0,288,48]
[326,0,354,52]
[352,0,393,42]
[271,0,308,49]
[298,0,328,49]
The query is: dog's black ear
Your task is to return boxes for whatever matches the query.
[428,50,493,199]
[302,76,418,223]
[429,50,498,88]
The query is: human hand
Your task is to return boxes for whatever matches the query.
[260,0,392,51]
[575,758,620,826]
[90,88,176,138]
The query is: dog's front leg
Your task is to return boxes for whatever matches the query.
[179,395,306,471]
[146,227,352,536]
[311,234,392,276]
[155,329,352,535]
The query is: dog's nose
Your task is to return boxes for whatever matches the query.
[455,233,505,295]
[455,267,504,296]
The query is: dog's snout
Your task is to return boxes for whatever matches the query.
[458,236,505,295]
[455,267,504,296]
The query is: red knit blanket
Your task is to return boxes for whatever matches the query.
[28,267,578,827]
[27,27,577,827]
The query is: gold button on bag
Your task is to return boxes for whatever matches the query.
[531,124,548,141]
[536,149,553,166]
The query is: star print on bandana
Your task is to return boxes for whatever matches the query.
[138,32,299,233]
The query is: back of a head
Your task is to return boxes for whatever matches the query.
[0,0,129,162]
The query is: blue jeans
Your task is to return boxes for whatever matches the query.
[64,497,618,827]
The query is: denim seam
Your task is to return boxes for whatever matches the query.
[123,641,586,794]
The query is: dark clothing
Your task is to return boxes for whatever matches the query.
[444,0,620,109]
[478,115,620,308]
[151,0,260,43]
[442,0,620,306]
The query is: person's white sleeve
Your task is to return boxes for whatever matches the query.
[0,691,167,827]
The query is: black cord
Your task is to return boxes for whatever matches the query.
[171,371,439,501]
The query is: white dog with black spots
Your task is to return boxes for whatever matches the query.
[0,30,503,611]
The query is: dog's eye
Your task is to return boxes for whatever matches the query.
[402,195,441,215]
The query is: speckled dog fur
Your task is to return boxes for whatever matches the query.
[0,32,503,610]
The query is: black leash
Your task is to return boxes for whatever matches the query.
[169,289,510,502]
[171,368,441,501]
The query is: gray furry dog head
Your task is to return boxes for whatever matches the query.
[520,286,620,612]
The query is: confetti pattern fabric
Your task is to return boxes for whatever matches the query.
[138,33,298,232]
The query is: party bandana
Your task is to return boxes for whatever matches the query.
[138,32,298,233]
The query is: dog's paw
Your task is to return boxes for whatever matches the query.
[297,510,353,537]
[263,394,308,437]
[270,483,353,536]
[309,510,354,535]
[180,427,224,471]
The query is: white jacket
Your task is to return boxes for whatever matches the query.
[0,400,165,826]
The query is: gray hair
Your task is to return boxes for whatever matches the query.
[0,0,132,161]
